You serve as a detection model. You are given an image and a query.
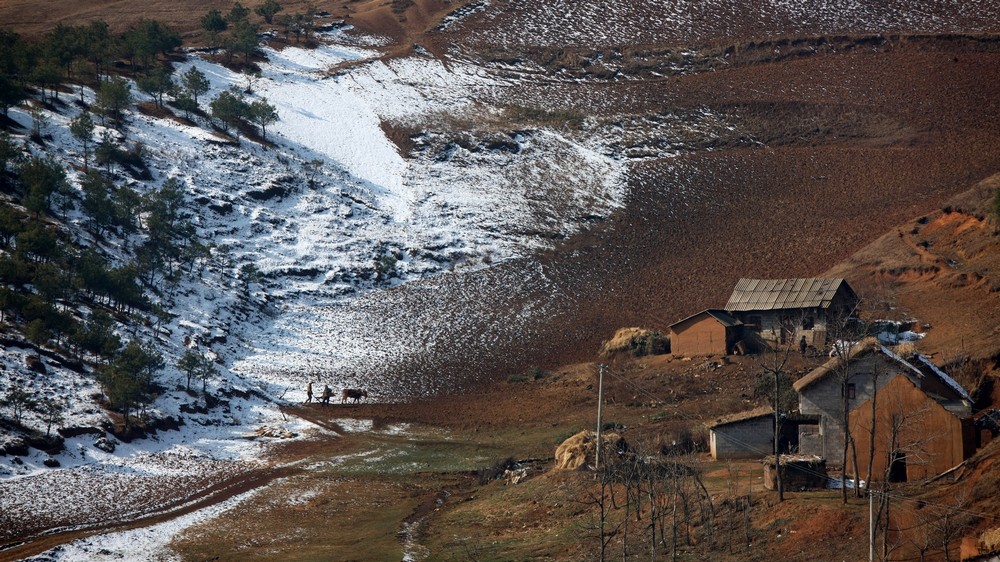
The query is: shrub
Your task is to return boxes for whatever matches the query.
[507,372,529,383]
[507,367,547,383]
[374,255,398,280]
[631,330,669,356]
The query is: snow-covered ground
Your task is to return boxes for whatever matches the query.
[0,25,629,557]
[451,0,1000,48]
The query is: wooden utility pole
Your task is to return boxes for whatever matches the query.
[595,364,605,470]
[774,370,784,501]
[869,489,875,562]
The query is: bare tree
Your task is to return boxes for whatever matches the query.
[931,492,976,562]
[866,394,950,561]
[862,356,887,496]
[826,303,867,503]
[755,338,796,502]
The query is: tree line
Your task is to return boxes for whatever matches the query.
[1,13,278,143]
[0,13,277,430]
[201,1,321,52]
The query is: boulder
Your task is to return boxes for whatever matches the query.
[0,437,29,457]
[94,436,117,453]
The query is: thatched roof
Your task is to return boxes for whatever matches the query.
[725,278,855,312]
[708,405,773,429]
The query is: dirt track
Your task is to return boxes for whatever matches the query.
[0,464,300,562]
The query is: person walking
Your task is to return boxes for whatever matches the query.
[305,381,314,404]
[321,385,332,405]
[799,335,808,357]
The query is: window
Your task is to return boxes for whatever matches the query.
[748,315,762,328]
[802,316,814,329]
[843,383,856,399]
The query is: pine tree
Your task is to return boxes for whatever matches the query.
[94,76,132,128]
[178,349,218,394]
[97,339,163,427]
[227,2,251,24]
[209,87,250,136]
[122,19,181,70]
[255,0,283,24]
[0,132,22,188]
[18,156,68,216]
[249,98,278,140]
[1,386,36,424]
[201,9,228,46]
[39,397,65,437]
[0,74,25,116]
[226,20,260,67]
[70,112,95,171]
[181,66,210,104]
[80,171,115,235]
[136,66,173,108]
[82,20,113,81]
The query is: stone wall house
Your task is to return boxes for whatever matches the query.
[793,338,972,464]
[725,278,859,350]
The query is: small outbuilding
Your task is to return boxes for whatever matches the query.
[669,309,742,357]
[763,454,828,491]
[708,406,774,460]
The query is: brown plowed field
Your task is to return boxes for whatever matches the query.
[4,0,1000,388]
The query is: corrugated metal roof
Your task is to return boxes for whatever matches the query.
[913,354,972,402]
[725,278,850,312]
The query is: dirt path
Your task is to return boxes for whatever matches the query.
[0,464,301,562]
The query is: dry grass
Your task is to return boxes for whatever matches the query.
[171,474,420,561]
[379,120,418,156]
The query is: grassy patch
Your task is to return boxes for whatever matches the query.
[171,475,416,561]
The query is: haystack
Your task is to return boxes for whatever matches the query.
[982,526,1000,551]
[554,430,621,470]
[599,327,668,357]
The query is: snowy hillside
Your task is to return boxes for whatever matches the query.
[0,22,635,556]
[0,25,627,479]
[176,32,627,392]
